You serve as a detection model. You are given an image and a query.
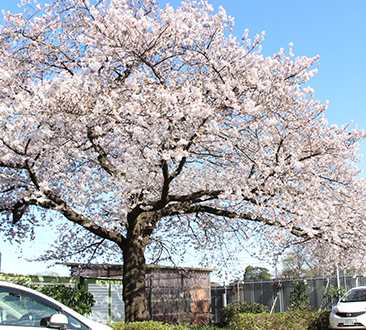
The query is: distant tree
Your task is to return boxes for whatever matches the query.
[281,244,365,279]
[34,271,60,277]
[244,266,271,280]
[280,245,322,277]
[281,252,309,277]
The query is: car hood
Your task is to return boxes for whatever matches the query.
[59,305,112,330]
[82,319,112,330]
[336,301,366,313]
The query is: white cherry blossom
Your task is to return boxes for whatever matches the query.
[1,0,366,322]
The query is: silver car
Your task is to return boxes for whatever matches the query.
[0,281,112,330]
[329,286,366,329]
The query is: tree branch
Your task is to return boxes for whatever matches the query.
[87,127,119,176]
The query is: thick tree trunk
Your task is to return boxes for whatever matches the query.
[122,234,150,323]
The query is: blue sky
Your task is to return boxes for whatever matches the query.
[0,0,366,277]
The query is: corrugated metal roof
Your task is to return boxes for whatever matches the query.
[61,262,216,273]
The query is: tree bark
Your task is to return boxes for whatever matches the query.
[122,217,151,323]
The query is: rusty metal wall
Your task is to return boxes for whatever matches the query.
[146,268,212,325]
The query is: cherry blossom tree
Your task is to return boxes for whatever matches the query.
[1,0,366,322]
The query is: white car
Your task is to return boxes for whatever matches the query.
[329,286,366,329]
[0,281,112,330]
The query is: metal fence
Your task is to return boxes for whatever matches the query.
[211,274,366,323]
[87,281,125,322]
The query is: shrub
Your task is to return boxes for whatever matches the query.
[189,326,223,330]
[108,320,125,330]
[107,311,331,330]
[323,284,346,309]
[38,283,95,316]
[109,321,190,330]
[227,313,273,330]
[312,310,331,330]
[289,280,310,311]
[227,310,330,330]
[220,300,269,321]
[109,321,189,330]
[109,321,229,330]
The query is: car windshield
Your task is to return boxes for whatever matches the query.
[341,289,366,302]
[0,286,89,329]
[0,290,59,325]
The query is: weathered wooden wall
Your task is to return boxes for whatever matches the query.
[146,267,212,325]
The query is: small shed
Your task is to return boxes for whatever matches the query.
[65,263,214,325]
